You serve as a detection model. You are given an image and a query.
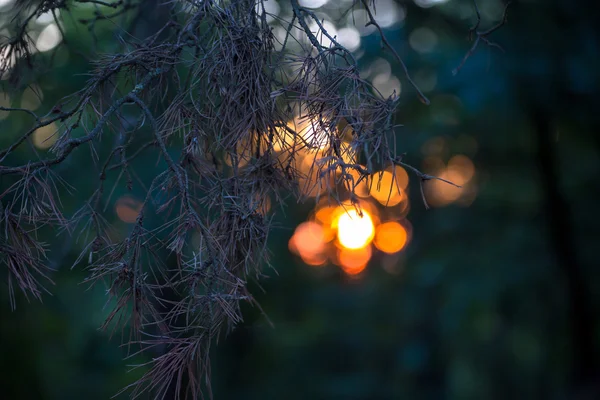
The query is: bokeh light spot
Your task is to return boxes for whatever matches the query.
[346,169,370,198]
[370,168,406,207]
[299,0,328,9]
[373,74,401,99]
[36,23,62,52]
[33,123,58,149]
[36,9,59,25]
[338,246,372,275]
[448,154,475,184]
[426,169,463,207]
[337,27,361,52]
[0,0,14,9]
[374,221,408,254]
[409,27,438,54]
[335,208,375,249]
[115,196,142,223]
[289,221,327,263]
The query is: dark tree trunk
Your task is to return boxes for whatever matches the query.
[531,108,598,396]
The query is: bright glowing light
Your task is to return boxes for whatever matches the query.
[115,196,142,223]
[36,23,62,52]
[335,209,375,249]
[33,123,58,149]
[374,222,407,254]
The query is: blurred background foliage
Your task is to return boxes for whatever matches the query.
[1,0,600,399]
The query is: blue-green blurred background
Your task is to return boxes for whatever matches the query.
[1,0,599,398]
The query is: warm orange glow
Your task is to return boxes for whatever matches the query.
[392,166,410,190]
[338,246,372,275]
[314,205,337,242]
[291,194,411,273]
[424,155,476,207]
[448,154,475,184]
[346,169,370,198]
[334,208,375,250]
[369,168,406,207]
[115,196,142,223]
[314,204,336,224]
[374,221,408,254]
[340,141,357,164]
[426,169,463,207]
[289,221,327,264]
[301,252,328,266]
[300,151,320,171]
[273,123,298,152]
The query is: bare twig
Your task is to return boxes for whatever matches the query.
[359,0,430,105]
[453,0,512,75]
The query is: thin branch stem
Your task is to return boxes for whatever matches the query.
[359,0,430,105]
